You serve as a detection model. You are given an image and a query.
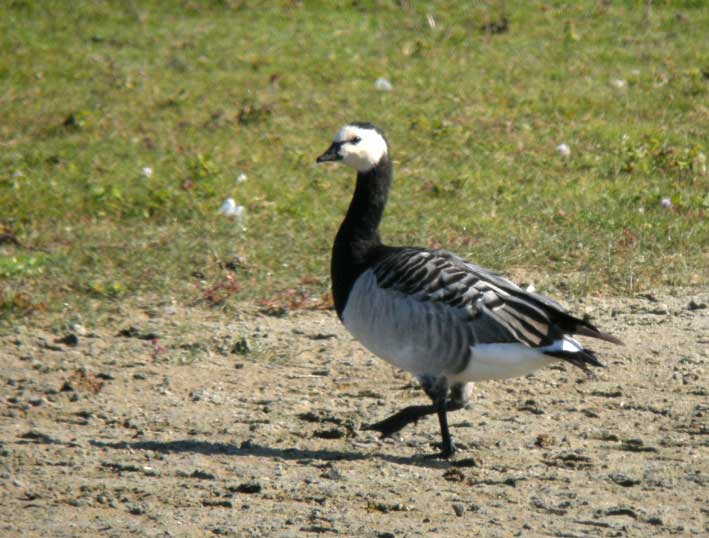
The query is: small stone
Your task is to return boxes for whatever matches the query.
[231,337,252,355]
[71,324,88,336]
[442,468,465,482]
[313,428,344,439]
[189,469,216,480]
[687,300,707,311]
[452,503,465,517]
[534,433,556,448]
[127,503,146,515]
[57,334,79,347]
[232,482,262,494]
[609,473,640,487]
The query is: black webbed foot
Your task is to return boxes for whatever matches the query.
[423,443,456,460]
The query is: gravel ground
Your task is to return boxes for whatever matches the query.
[1,287,707,537]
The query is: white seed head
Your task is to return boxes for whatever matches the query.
[374,77,393,91]
[218,198,244,218]
[556,143,571,157]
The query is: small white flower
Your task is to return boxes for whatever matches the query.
[236,172,248,183]
[660,197,672,209]
[218,198,244,218]
[556,143,571,157]
[609,79,627,89]
[374,78,393,91]
[141,166,153,178]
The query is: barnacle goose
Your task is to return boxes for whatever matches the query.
[316,122,623,458]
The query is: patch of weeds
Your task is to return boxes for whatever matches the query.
[617,134,706,177]
[237,101,272,126]
[177,342,208,365]
[87,280,124,298]
[87,181,124,214]
[184,153,223,199]
[0,254,47,278]
[257,284,331,317]
[0,291,45,320]
[193,274,240,307]
[188,153,220,182]
[61,110,94,132]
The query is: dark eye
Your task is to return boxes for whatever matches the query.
[350,136,361,144]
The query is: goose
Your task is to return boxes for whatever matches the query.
[316,122,623,458]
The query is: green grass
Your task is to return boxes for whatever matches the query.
[1,0,708,323]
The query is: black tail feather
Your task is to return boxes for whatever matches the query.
[574,322,624,345]
[543,348,604,372]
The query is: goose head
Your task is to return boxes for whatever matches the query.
[316,122,388,173]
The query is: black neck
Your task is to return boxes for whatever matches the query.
[331,157,392,318]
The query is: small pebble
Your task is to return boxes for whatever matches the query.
[233,482,262,494]
[57,334,79,347]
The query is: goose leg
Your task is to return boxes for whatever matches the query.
[434,395,455,458]
[424,377,456,458]
[366,377,472,457]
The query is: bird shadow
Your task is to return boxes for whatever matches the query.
[89,438,475,469]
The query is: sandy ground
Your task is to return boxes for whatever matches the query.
[0,287,707,538]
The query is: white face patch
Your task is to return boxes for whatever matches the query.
[333,125,388,172]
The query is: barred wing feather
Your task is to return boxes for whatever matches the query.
[372,248,621,350]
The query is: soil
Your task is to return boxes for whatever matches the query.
[1,287,707,537]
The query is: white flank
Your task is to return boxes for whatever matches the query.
[450,337,582,382]
[449,343,556,382]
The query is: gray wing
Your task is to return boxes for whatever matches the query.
[371,247,612,348]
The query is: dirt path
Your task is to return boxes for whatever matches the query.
[1,288,707,537]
